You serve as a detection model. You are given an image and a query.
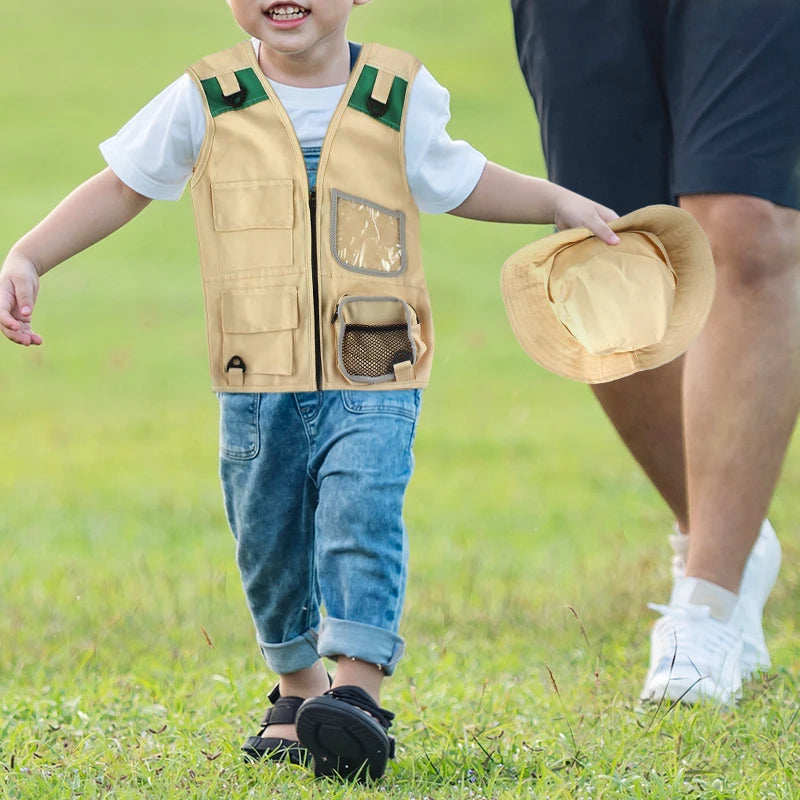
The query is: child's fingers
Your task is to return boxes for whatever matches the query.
[0,270,41,344]
[601,227,620,245]
[0,294,42,345]
[591,217,620,245]
[0,307,20,330]
[10,275,36,318]
[1,322,41,346]
[598,206,619,223]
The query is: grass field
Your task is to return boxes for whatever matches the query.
[1,2,799,798]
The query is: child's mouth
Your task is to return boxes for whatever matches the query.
[265,3,310,22]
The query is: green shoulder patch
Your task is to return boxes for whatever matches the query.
[347,65,408,132]
[200,68,268,118]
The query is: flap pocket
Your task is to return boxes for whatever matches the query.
[221,287,298,378]
[212,179,293,232]
[222,287,298,333]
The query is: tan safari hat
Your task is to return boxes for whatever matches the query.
[500,205,716,384]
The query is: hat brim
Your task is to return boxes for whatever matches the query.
[500,205,716,383]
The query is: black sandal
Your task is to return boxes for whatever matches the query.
[241,684,308,765]
[295,686,396,782]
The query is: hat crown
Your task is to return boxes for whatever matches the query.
[500,204,716,383]
[548,232,676,356]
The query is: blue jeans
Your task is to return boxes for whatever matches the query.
[218,389,421,676]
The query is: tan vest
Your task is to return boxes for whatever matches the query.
[187,41,433,392]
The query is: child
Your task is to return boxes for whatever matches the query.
[0,0,619,783]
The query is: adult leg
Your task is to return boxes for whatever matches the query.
[640,0,800,702]
[665,0,800,590]
[591,358,688,530]
[680,195,800,591]
[640,197,799,704]
[593,198,800,564]
[512,0,798,703]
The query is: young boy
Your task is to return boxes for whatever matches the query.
[0,0,619,783]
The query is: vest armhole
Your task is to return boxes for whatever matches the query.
[398,58,423,205]
[186,68,215,188]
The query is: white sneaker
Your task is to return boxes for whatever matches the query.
[669,519,781,677]
[640,600,743,707]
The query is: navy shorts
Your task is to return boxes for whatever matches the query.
[511,0,800,214]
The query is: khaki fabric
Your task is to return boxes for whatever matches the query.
[187,41,432,392]
[501,205,716,383]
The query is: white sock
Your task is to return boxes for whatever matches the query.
[669,522,690,564]
[671,576,738,623]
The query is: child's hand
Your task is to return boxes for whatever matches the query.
[553,189,620,245]
[0,254,42,346]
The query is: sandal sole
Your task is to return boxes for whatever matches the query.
[295,696,391,782]
[241,735,309,766]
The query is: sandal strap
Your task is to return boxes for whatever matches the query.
[264,670,332,711]
[259,695,304,730]
[260,672,333,728]
[322,685,396,731]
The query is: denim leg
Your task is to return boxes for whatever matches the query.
[218,392,321,674]
[310,390,421,675]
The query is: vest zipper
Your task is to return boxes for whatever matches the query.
[309,187,323,390]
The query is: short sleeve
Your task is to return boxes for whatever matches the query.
[405,66,487,214]
[99,74,207,201]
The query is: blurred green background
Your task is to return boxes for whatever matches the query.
[1,2,798,797]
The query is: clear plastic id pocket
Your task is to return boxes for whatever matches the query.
[330,190,406,275]
[334,296,418,384]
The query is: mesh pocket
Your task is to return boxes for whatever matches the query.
[335,295,418,383]
[341,323,415,380]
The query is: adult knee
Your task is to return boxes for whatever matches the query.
[680,194,800,291]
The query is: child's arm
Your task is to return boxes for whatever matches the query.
[449,162,620,245]
[0,168,151,346]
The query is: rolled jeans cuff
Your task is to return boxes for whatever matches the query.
[258,629,320,674]
[317,618,405,676]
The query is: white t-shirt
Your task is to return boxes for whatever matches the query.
[100,42,487,214]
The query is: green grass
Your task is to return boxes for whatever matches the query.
[1,1,799,798]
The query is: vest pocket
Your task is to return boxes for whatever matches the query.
[212,179,294,271]
[330,190,406,275]
[221,287,298,377]
[333,295,418,384]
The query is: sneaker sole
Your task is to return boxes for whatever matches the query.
[641,673,741,707]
